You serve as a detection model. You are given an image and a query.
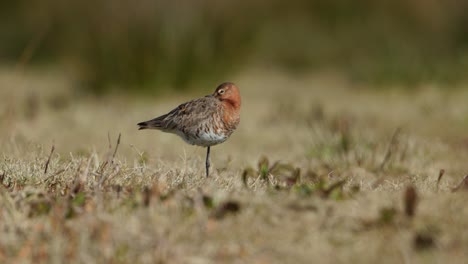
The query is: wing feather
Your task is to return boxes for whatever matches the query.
[137,95,220,133]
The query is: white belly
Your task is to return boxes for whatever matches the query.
[176,130,228,147]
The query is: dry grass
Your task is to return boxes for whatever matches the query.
[1,68,468,263]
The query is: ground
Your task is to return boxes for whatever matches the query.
[1,68,468,263]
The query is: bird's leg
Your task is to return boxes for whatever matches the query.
[205,146,211,177]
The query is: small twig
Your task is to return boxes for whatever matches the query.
[107,132,112,150]
[143,186,151,207]
[44,144,55,174]
[0,172,6,189]
[322,179,346,197]
[66,159,84,199]
[404,185,418,217]
[130,144,145,161]
[436,169,445,192]
[98,133,121,174]
[111,133,121,165]
[379,127,402,171]
[97,134,121,188]
[41,160,73,185]
[451,175,468,192]
[98,133,112,172]
[99,166,120,188]
[40,169,65,185]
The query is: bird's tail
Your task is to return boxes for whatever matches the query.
[137,115,166,130]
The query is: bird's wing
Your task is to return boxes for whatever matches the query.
[138,95,219,132]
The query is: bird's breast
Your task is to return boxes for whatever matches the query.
[221,103,240,131]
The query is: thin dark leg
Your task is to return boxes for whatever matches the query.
[205,146,211,177]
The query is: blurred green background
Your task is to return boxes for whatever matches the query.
[2,0,468,94]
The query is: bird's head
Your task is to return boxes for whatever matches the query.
[213,82,241,109]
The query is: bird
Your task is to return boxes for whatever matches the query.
[137,82,241,177]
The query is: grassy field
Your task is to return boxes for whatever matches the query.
[1,68,468,263]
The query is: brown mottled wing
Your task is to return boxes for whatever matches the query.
[138,95,220,133]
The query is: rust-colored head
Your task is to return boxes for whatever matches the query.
[213,82,241,109]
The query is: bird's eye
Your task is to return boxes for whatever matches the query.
[218,89,225,95]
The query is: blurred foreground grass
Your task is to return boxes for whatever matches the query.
[2,0,468,93]
[1,69,468,263]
